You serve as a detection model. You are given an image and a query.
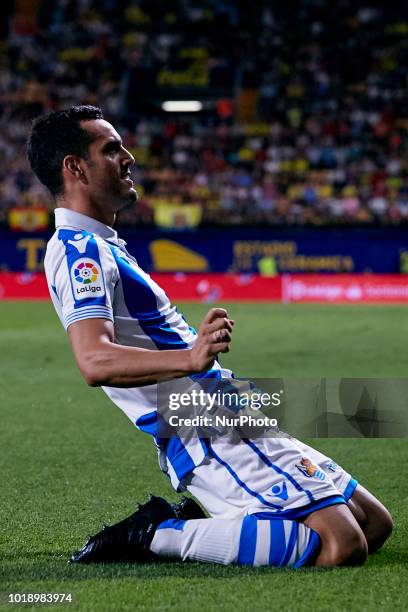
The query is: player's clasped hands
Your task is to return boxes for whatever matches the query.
[189,308,234,372]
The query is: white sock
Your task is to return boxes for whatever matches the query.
[150,516,320,567]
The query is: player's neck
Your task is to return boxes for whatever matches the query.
[56,196,116,228]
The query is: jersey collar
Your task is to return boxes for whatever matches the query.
[54,207,121,244]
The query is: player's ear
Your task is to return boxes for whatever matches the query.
[62,155,88,185]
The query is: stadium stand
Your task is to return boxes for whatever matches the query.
[0,1,407,229]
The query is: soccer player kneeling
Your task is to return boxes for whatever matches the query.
[27,106,393,569]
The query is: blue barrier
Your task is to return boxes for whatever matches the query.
[1,227,407,273]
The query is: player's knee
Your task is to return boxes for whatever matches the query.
[377,505,393,538]
[369,505,393,552]
[325,528,368,567]
[382,507,394,540]
[350,486,393,552]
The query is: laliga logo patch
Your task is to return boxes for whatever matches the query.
[71,258,105,300]
[296,457,326,481]
[75,261,99,284]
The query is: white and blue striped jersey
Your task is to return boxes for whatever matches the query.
[44,207,231,491]
[45,208,357,517]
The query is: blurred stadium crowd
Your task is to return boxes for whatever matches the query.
[0,0,407,229]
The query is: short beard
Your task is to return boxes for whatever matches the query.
[117,187,139,211]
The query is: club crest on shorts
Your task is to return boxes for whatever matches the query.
[327,460,338,472]
[70,258,105,300]
[296,457,326,481]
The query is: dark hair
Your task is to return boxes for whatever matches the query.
[26,105,104,196]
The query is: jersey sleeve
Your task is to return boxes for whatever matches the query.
[50,230,118,330]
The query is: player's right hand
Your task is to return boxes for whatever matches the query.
[188,307,234,373]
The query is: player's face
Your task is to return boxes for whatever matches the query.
[81,119,138,213]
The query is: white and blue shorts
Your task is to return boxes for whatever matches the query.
[185,434,357,519]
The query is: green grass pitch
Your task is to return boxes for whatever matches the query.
[0,301,407,611]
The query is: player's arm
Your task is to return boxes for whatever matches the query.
[68,307,234,387]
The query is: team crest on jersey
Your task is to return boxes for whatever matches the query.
[70,258,105,300]
[296,457,326,481]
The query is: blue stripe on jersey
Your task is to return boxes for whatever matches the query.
[64,306,112,324]
[108,246,189,350]
[238,515,257,565]
[136,413,208,486]
[199,436,210,456]
[280,521,298,567]
[136,412,208,463]
[190,369,223,381]
[269,520,286,566]
[166,437,196,481]
[343,477,358,501]
[189,369,225,407]
[208,442,283,510]
[58,229,107,309]
[243,439,315,503]
[135,411,158,436]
